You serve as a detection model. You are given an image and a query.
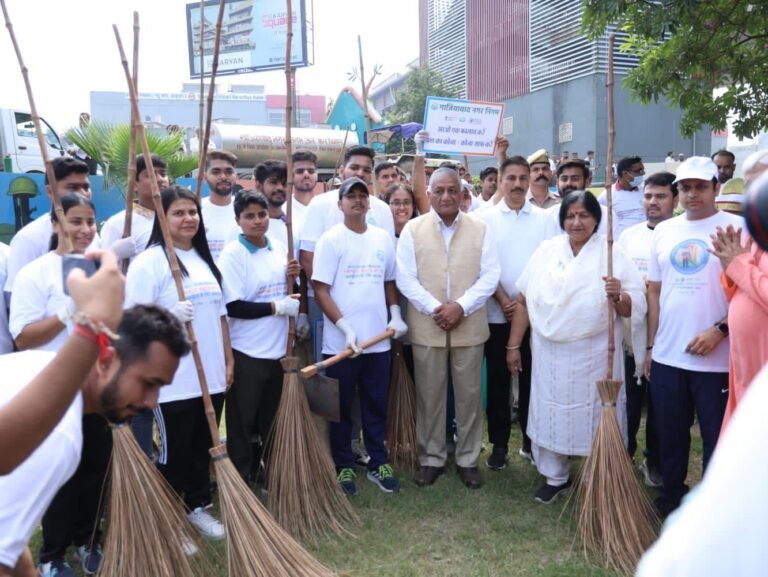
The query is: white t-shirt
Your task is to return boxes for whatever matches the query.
[0,350,83,569]
[599,185,646,240]
[647,211,743,372]
[100,205,155,264]
[5,214,100,293]
[125,245,226,403]
[9,252,70,352]
[0,243,14,354]
[544,202,608,238]
[312,223,395,355]
[218,236,289,360]
[477,200,550,323]
[617,221,655,278]
[201,197,239,262]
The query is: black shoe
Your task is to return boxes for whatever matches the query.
[457,466,484,489]
[534,478,572,504]
[414,465,445,487]
[485,447,508,471]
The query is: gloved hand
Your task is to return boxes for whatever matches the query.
[386,304,408,340]
[274,295,300,317]
[414,130,429,155]
[110,236,137,260]
[56,298,76,324]
[335,317,361,356]
[170,300,195,323]
[296,312,311,339]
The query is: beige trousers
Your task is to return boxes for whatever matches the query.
[412,343,484,468]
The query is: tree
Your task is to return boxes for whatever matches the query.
[582,0,768,138]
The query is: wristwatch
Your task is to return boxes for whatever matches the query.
[714,320,729,337]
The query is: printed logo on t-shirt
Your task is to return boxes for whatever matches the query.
[669,239,709,274]
[376,249,385,262]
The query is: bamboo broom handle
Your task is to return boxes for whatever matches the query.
[0,0,72,253]
[605,33,616,380]
[122,11,139,274]
[197,0,205,169]
[300,329,395,378]
[195,0,227,201]
[115,26,221,445]
[283,0,296,357]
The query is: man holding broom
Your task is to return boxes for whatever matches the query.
[312,176,407,496]
[0,251,190,577]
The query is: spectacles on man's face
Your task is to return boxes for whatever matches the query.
[294,168,316,175]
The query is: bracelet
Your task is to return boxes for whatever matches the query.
[72,312,119,362]
[506,345,520,350]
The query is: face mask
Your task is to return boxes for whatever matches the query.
[631,174,644,189]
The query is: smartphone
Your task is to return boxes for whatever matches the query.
[62,254,100,295]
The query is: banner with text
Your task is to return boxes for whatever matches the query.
[422,96,503,156]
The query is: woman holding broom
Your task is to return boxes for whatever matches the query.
[506,191,646,504]
[125,185,233,541]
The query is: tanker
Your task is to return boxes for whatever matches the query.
[189,123,358,173]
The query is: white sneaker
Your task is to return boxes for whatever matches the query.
[180,533,199,556]
[188,506,225,540]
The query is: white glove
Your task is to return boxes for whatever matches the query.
[56,298,76,324]
[274,296,299,317]
[414,130,429,154]
[386,304,408,340]
[170,300,195,323]
[110,236,137,260]
[296,312,311,339]
[335,317,361,356]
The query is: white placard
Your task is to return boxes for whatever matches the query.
[422,96,503,156]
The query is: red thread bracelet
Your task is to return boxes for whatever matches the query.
[74,323,112,362]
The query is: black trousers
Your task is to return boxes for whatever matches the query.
[484,323,532,453]
[39,415,112,562]
[155,393,224,510]
[625,353,659,467]
[225,350,283,481]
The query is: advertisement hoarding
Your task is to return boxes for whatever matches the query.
[186,0,312,78]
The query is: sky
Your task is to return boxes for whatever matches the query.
[0,0,420,130]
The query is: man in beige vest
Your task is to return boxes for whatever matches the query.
[396,168,500,489]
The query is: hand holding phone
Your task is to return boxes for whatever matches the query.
[62,255,100,296]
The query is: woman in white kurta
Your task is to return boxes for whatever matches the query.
[507,190,646,503]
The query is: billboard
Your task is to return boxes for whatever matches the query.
[186,0,312,78]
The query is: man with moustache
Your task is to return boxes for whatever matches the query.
[201,150,240,261]
[290,150,318,232]
[477,156,549,469]
[374,162,400,199]
[544,159,607,237]
[526,150,560,209]
[711,150,736,185]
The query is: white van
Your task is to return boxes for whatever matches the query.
[0,108,63,173]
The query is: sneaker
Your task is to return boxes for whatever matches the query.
[188,505,225,540]
[367,464,401,493]
[337,467,357,496]
[519,448,535,465]
[75,544,103,575]
[181,533,199,557]
[639,459,663,488]
[486,447,508,471]
[534,478,572,504]
[37,559,76,577]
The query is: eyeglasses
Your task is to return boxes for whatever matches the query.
[294,168,316,174]
[390,200,413,208]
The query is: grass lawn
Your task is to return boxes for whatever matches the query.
[29,417,704,577]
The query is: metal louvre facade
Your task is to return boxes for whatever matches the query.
[467,1,529,101]
[424,0,468,98]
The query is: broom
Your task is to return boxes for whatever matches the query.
[386,341,418,470]
[120,11,139,275]
[114,26,336,577]
[266,0,359,541]
[0,0,71,253]
[569,33,659,576]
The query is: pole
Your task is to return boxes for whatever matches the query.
[121,12,140,273]
[605,33,616,380]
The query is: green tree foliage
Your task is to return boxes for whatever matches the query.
[388,64,458,125]
[66,121,199,195]
[582,0,768,138]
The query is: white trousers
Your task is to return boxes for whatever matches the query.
[532,442,570,486]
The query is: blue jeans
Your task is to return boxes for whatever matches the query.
[326,351,391,470]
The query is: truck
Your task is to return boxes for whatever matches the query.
[0,108,64,173]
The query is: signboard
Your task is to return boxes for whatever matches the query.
[422,96,503,156]
[186,0,312,78]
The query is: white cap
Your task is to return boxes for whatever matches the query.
[673,156,718,184]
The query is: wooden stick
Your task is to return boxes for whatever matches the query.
[283,0,297,357]
[197,0,205,167]
[332,127,350,184]
[357,36,374,191]
[121,11,140,273]
[115,26,220,445]
[605,33,616,381]
[195,0,227,201]
[301,329,395,377]
[0,0,71,252]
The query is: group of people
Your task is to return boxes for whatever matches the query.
[1,132,767,577]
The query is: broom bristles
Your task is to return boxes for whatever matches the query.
[267,357,359,541]
[99,425,214,577]
[569,379,660,576]
[386,342,418,470]
[211,444,337,577]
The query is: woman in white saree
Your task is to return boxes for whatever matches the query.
[506,191,646,504]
